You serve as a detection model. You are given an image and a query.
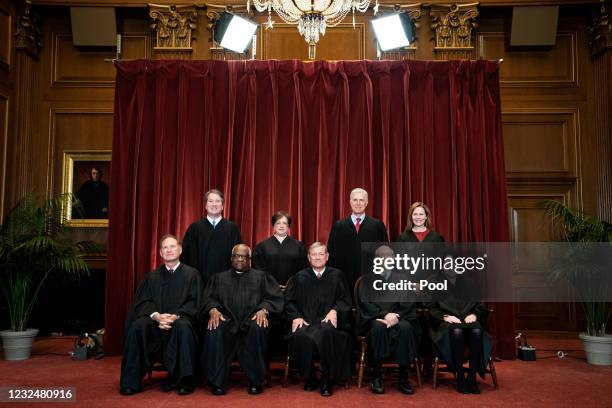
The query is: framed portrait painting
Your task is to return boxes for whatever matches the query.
[62,150,112,227]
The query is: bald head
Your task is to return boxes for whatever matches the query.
[374,245,394,258]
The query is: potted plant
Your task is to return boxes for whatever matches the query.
[0,194,92,360]
[542,200,612,365]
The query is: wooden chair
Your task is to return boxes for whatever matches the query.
[146,361,166,380]
[283,352,351,389]
[354,276,422,389]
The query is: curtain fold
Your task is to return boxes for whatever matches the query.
[107,59,514,357]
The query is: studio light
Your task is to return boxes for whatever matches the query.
[371,13,415,51]
[214,12,258,53]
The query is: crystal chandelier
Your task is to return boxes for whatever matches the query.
[249,0,376,59]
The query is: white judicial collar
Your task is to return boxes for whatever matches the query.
[274,234,287,243]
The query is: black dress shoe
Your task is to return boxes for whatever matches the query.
[211,386,226,396]
[248,383,263,395]
[119,387,141,396]
[466,374,481,394]
[398,379,414,395]
[371,377,385,394]
[456,373,469,394]
[320,380,333,397]
[304,378,319,392]
[178,385,195,395]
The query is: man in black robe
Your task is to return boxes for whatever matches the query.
[285,242,352,397]
[74,167,109,219]
[120,235,202,396]
[181,189,241,284]
[201,244,284,395]
[356,245,420,395]
[327,188,388,292]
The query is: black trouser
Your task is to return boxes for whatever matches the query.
[289,322,352,382]
[202,319,269,388]
[449,327,483,375]
[120,317,198,390]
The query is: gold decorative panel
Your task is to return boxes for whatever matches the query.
[14,1,41,59]
[430,3,479,50]
[149,4,197,52]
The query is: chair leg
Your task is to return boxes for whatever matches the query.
[432,357,439,389]
[414,357,422,387]
[283,354,290,388]
[266,363,272,388]
[358,341,367,388]
[147,369,152,380]
[489,357,499,389]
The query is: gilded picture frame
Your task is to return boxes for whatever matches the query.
[62,150,112,227]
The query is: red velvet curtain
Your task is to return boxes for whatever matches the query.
[107,59,514,357]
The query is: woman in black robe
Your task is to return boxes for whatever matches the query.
[398,202,445,243]
[397,202,445,369]
[426,261,492,394]
[253,211,307,358]
[253,211,307,287]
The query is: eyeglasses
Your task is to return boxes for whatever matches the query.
[231,253,251,260]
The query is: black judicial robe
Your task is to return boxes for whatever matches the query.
[425,276,492,376]
[201,268,284,387]
[327,215,388,291]
[356,271,420,363]
[397,229,445,243]
[253,236,307,286]
[180,218,241,284]
[121,264,202,390]
[74,180,109,219]
[284,267,352,381]
[202,268,284,335]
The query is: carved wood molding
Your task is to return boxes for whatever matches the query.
[587,1,611,59]
[15,0,42,59]
[430,3,479,51]
[149,3,197,52]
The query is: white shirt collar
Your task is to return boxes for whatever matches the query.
[166,261,180,272]
[207,215,222,225]
[312,266,326,276]
[351,213,366,225]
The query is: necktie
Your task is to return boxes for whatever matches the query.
[355,217,361,233]
[316,271,322,279]
[168,269,174,274]
[212,220,217,229]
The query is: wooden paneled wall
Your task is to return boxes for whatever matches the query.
[1,1,610,331]
[0,0,13,221]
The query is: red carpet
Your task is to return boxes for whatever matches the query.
[1,333,611,407]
